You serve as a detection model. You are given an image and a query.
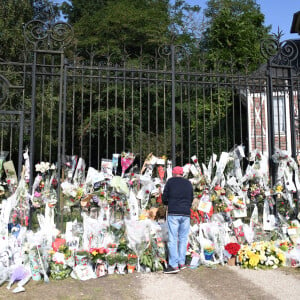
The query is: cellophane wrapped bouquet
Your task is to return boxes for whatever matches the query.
[238,241,285,269]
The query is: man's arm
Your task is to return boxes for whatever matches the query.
[162,182,169,205]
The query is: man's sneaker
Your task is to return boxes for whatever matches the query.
[163,265,180,274]
[179,264,187,270]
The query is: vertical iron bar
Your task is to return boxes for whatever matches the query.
[72,60,76,156]
[147,66,150,154]
[114,65,118,153]
[139,69,142,161]
[18,111,24,180]
[171,44,176,166]
[217,77,221,154]
[62,63,68,168]
[40,55,45,161]
[98,66,102,169]
[80,68,84,158]
[29,49,37,190]
[89,57,93,166]
[106,68,109,158]
[57,51,65,230]
[203,75,206,162]
[123,65,126,151]
[131,71,134,154]
[180,77,183,165]
[266,60,276,185]
[288,67,299,214]
[195,76,199,158]
[163,72,166,157]
[187,72,191,162]
[155,62,158,156]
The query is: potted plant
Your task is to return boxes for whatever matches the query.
[106,254,117,274]
[89,247,108,277]
[115,253,127,274]
[107,243,118,254]
[89,247,108,264]
[75,250,90,266]
[127,254,137,273]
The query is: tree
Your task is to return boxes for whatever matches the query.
[61,0,201,61]
[200,0,271,72]
[32,0,60,23]
[0,0,32,60]
[0,0,60,61]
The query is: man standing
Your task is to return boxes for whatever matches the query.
[162,166,193,273]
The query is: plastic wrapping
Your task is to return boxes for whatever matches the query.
[125,219,151,272]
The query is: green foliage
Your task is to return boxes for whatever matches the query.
[105,253,117,265]
[201,0,271,72]
[115,253,127,263]
[0,0,32,60]
[62,0,201,61]
[0,0,60,61]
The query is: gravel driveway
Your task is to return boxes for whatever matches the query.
[0,266,299,300]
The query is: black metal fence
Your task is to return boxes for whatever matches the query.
[0,21,300,185]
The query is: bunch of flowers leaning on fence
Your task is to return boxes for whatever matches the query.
[1,146,300,293]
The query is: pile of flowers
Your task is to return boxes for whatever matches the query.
[238,241,286,269]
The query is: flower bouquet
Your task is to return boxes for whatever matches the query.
[278,240,293,252]
[89,247,108,264]
[224,243,241,266]
[238,241,286,269]
[225,243,241,256]
[48,244,73,280]
[121,152,135,177]
[203,245,215,261]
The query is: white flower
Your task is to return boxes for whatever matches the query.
[35,163,41,172]
[270,255,276,261]
[53,252,66,264]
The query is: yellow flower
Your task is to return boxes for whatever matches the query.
[139,214,146,220]
[228,194,234,201]
[249,254,260,267]
[92,250,98,256]
[275,185,283,193]
[277,252,285,263]
[247,251,254,258]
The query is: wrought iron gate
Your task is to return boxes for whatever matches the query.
[0,21,300,186]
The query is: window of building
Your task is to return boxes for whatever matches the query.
[273,96,286,134]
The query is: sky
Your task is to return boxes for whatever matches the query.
[186,0,299,40]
